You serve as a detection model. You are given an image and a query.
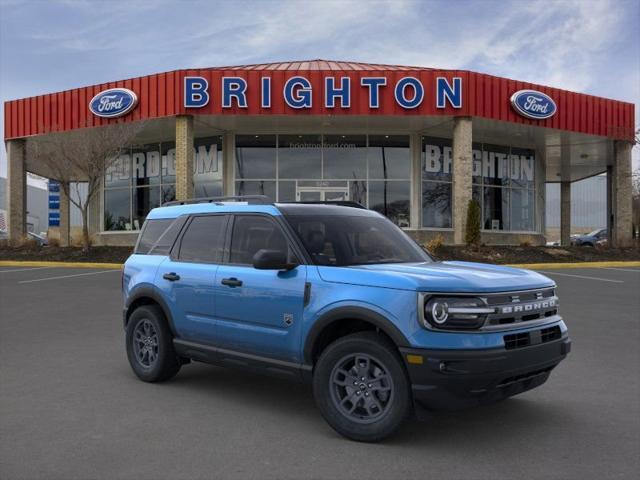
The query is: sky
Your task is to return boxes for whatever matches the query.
[0,0,638,181]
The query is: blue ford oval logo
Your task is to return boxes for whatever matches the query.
[89,88,138,118]
[510,90,556,120]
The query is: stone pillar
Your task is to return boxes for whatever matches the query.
[452,117,473,244]
[611,141,633,247]
[606,165,613,243]
[175,115,194,201]
[222,133,235,196]
[59,182,71,247]
[6,139,27,244]
[560,181,571,246]
[409,133,422,229]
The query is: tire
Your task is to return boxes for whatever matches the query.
[313,331,411,442]
[126,305,181,382]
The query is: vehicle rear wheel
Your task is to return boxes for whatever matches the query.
[126,305,181,382]
[313,332,411,442]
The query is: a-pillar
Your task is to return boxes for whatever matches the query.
[452,117,473,244]
[560,181,571,246]
[6,139,27,244]
[175,115,194,201]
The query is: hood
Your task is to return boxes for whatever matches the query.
[316,261,554,293]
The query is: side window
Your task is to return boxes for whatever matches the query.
[229,215,289,265]
[148,216,187,255]
[177,215,227,263]
[135,219,173,254]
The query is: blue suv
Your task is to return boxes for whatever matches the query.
[123,196,570,442]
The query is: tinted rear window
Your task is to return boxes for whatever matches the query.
[148,217,188,255]
[135,219,174,254]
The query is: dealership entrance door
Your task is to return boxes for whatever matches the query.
[295,181,350,202]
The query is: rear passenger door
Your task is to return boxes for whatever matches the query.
[155,214,228,344]
[214,214,307,362]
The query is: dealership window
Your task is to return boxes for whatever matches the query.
[104,136,223,231]
[234,134,410,227]
[473,143,535,232]
[422,137,453,228]
[422,137,536,232]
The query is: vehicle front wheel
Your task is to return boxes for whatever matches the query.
[313,332,411,442]
[126,305,181,382]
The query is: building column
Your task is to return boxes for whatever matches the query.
[452,117,473,244]
[175,115,194,201]
[409,133,422,229]
[560,181,571,246]
[611,141,633,247]
[222,133,235,196]
[59,182,70,247]
[6,139,27,244]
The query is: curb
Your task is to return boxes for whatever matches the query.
[1,260,639,270]
[0,260,123,269]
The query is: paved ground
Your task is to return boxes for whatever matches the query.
[1,265,639,480]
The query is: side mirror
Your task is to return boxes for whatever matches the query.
[252,249,298,271]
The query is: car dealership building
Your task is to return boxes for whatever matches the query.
[3,60,635,246]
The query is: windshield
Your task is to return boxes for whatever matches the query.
[285,214,431,266]
[587,229,603,237]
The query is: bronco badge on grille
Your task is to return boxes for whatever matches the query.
[499,297,556,314]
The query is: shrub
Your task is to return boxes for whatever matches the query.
[48,237,60,248]
[520,240,532,247]
[425,234,444,253]
[465,199,481,246]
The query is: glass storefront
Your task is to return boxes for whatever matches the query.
[422,137,537,232]
[235,134,411,227]
[103,132,537,234]
[104,136,222,231]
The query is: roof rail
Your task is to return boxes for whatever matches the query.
[286,201,367,209]
[162,195,272,207]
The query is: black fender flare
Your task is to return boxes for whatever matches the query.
[125,286,177,336]
[303,306,410,365]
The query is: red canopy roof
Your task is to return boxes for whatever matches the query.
[4,59,635,141]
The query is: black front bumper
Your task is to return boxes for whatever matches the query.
[400,335,571,411]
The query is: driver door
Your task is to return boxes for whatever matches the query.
[213,214,307,362]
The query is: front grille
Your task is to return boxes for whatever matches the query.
[504,325,562,350]
[483,288,558,329]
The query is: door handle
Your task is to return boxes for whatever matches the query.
[221,277,243,287]
[163,272,181,282]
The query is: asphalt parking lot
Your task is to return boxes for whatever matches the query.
[1,265,639,480]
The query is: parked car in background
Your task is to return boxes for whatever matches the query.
[0,230,49,245]
[27,231,48,246]
[572,229,607,247]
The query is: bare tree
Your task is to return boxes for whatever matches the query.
[27,121,144,250]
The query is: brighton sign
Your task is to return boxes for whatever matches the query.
[89,88,138,118]
[183,75,463,110]
[510,89,557,120]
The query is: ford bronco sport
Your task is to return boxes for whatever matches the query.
[123,196,570,442]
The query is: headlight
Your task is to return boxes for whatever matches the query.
[423,296,494,330]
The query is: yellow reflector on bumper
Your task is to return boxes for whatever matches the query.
[406,354,423,365]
